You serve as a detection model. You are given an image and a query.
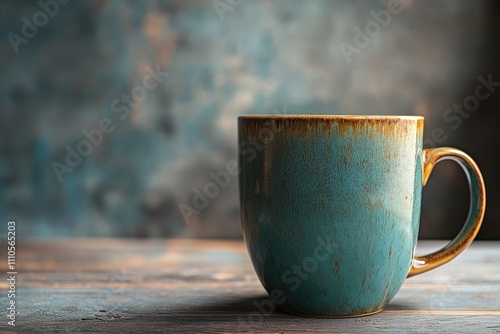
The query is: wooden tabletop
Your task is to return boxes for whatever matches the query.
[0,239,499,333]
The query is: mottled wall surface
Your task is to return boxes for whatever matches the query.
[0,0,499,239]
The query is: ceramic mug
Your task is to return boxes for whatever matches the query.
[238,115,485,317]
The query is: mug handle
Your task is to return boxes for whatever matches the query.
[407,147,486,277]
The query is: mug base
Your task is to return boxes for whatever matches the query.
[279,306,385,318]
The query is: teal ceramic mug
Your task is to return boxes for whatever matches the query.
[238,115,485,317]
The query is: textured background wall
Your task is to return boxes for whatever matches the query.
[0,0,499,239]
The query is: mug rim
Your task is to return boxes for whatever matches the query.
[238,115,424,120]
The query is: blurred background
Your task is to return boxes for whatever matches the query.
[0,0,498,239]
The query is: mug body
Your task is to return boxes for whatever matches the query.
[238,115,424,317]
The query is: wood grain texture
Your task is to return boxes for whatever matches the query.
[0,240,499,333]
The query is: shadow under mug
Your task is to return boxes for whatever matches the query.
[238,115,485,317]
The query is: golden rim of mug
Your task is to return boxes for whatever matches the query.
[238,115,424,120]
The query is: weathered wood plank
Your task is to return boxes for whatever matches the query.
[0,240,499,333]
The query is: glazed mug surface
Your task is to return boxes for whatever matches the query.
[238,115,485,317]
